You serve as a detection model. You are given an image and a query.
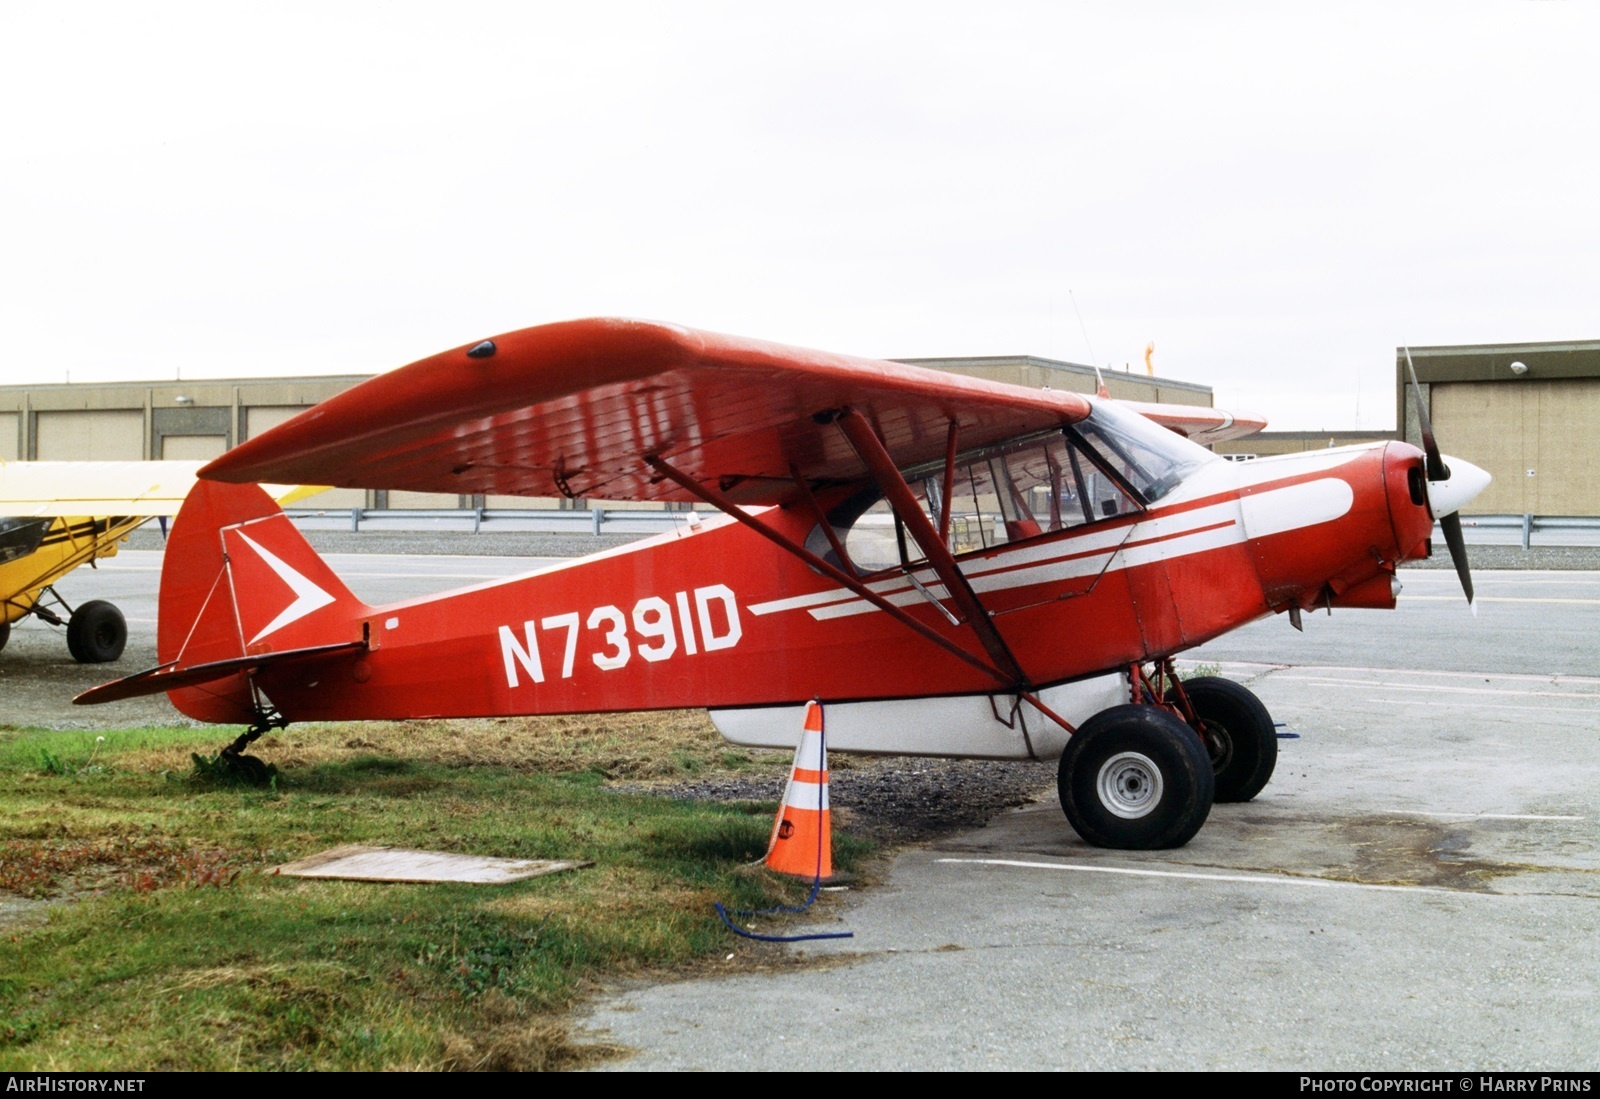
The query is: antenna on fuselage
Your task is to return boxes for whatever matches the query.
[1068,289,1097,365]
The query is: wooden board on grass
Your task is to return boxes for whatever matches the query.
[274,844,590,884]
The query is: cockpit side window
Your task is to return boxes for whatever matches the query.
[807,487,903,576]
[803,405,1218,576]
[803,429,1140,573]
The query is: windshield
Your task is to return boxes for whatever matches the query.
[0,517,49,565]
[1070,398,1218,505]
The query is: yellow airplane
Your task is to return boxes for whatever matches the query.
[0,461,319,662]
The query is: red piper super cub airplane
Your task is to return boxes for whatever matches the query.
[79,320,1491,849]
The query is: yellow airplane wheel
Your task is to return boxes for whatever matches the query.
[66,600,127,664]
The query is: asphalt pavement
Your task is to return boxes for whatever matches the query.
[579,568,1600,1070]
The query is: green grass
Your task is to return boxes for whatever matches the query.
[0,715,869,1070]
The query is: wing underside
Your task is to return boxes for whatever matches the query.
[0,461,205,518]
[0,461,321,517]
[1115,401,1266,446]
[201,319,1100,506]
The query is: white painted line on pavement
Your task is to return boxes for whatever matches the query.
[1405,596,1600,605]
[1203,661,1600,687]
[1367,698,1600,717]
[1277,677,1600,701]
[1394,810,1584,822]
[936,858,1506,897]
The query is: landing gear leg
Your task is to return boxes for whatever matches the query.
[1165,674,1278,803]
[211,715,288,786]
[10,587,128,663]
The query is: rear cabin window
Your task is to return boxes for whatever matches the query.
[805,401,1217,575]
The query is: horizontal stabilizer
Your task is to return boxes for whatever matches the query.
[73,641,368,706]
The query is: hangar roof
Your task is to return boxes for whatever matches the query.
[1402,340,1600,384]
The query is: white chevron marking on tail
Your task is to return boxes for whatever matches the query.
[237,531,336,644]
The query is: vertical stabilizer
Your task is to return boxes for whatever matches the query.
[159,480,366,722]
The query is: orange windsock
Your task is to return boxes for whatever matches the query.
[764,700,833,880]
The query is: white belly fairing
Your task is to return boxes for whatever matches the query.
[708,672,1130,760]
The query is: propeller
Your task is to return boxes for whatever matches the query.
[1404,348,1491,611]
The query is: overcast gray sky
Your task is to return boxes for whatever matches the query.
[3,1,1596,429]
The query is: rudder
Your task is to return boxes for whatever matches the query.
[160,480,366,722]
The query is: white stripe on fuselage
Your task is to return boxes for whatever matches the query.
[1240,476,1354,539]
[748,471,1357,623]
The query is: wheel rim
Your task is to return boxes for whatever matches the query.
[1096,751,1164,819]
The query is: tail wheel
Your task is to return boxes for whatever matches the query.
[1058,704,1214,849]
[66,600,127,664]
[1168,677,1277,803]
[0,617,9,652]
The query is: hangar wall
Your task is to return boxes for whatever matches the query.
[1402,340,1600,518]
[899,355,1214,407]
[8,342,1594,517]
[1218,340,1600,520]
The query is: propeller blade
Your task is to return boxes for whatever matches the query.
[1403,348,1450,482]
[1428,453,1489,610]
[1406,345,1486,610]
[1439,512,1475,612]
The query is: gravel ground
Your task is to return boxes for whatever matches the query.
[620,757,1060,849]
[1402,542,1600,570]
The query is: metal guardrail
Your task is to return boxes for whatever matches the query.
[284,506,695,536]
[1444,514,1600,550]
[286,506,1600,550]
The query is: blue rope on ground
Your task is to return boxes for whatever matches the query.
[714,876,853,943]
[720,895,857,947]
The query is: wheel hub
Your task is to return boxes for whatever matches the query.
[1200,719,1234,770]
[1096,751,1164,819]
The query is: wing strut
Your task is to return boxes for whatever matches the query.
[643,455,1015,688]
[833,409,1030,687]
[786,463,856,576]
[938,420,959,543]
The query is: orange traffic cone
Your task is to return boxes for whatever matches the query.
[764,700,832,880]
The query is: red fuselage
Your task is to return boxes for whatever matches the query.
[212,441,1432,725]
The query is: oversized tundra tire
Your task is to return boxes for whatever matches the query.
[1058,704,1214,849]
[1169,676,1278,803]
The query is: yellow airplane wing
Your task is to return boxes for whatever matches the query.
[0,460,318,517]
[1,461,325,661]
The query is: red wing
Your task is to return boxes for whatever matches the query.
[201,319,1094,506]
[1118,400,1267,446]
